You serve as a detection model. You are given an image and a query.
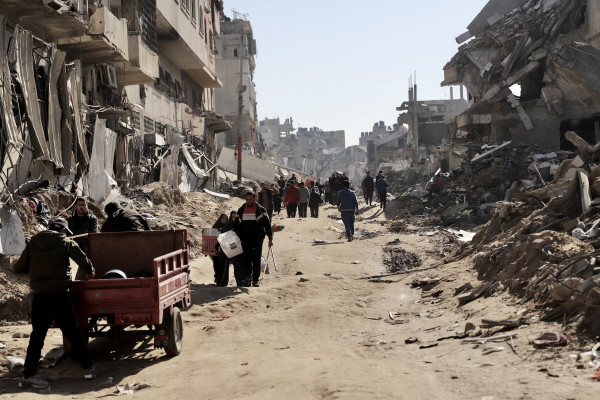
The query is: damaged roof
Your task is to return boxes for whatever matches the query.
[442,0,600,134]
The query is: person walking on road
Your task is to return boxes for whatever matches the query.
[298,181,310,218]
[309,187,323,217]
[224,211,245,287]
[13,217,96,388]
[376,175,389,210]
[257,182,274,221]
[283,181,299,218]
[337,180,359,242]
[211,213,230,286]
[236,191,274,287]
[361,171,375,206]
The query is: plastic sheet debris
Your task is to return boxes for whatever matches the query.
[6,356,25,372]
[312,239,332,245]
[328,225,343,233]
[572,219,600,240]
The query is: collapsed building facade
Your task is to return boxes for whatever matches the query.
[0,0,229,206]
[443,0,600,151]
[269,125,349,179]
[214,13,262,157]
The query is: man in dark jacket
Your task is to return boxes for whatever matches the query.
[14,218,96,388]
[236,191,273,287]
[101,202,150,232]
[309,187,323,218]
[337,180,359,242]
[376,175,389,210]
[361,171,375,206]
[67,197,98,236]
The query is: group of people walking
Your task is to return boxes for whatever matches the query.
[210,190,273,288]
[361,170,389,210]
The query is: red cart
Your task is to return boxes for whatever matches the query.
[67,229,191,356]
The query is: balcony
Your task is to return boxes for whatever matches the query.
[57,7,129,63]
[156,5,221,88]
[116,34,159,87]
[0,0,88,42]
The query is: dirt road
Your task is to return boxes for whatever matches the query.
[1,200,599,399]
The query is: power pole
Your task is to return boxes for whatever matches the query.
[236,40,244,181]
[412,72,419,161]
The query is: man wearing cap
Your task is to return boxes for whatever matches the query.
[236,191,273,287]
[14,218,96,388]
[361,171,375,206]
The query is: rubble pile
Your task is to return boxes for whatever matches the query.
[383,248,421,273]
[444,134,600,335]
[387,143,572,230]
[0,182,239,323]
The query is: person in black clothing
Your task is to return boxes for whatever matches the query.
[236,191,273,287]
[223,211,245,286]
[101,202,150,232]
[14,218,96,388]
[309,187,323,218]
[211,214,229,286]
[67,197,98,236]
[361,171,375,206]
[257,182,274,221]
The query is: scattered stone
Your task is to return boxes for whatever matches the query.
[563,218,580,232]
[295,271,304,275]
[405,337,419,344]
[298,277,309,283]
[454,282,473,295]
[457,291,475,305]
[12,333,29,338]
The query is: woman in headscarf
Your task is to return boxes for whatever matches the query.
[211,214,229,286]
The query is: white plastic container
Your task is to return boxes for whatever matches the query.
[217,230,243,258]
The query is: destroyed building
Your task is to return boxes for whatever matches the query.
[359,121,407,174]
[270,126,347,179]
[442,0,600,151]
[0,0,229,203]
[391,85,468,176]
[258,117,295,148]
[215,13,262,156]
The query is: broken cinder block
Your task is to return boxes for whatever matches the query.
[563,218,580,232]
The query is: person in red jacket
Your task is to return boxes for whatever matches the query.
[283,180,300,218]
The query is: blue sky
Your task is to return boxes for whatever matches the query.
[222,0,490,146]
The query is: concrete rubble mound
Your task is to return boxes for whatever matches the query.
[442,132,600,336]
[0,181,236,323]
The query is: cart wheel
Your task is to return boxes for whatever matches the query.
[164,307,183,356]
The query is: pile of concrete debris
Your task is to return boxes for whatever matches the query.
[386,142,573,230]
[447,132,600,335]
[0,182,238,323]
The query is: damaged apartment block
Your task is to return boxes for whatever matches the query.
[0,0,230,205]
[443,0,600,151]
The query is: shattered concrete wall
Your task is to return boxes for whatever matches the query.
[443,0,600,151]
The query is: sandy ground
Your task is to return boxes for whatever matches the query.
[1,200,599,399]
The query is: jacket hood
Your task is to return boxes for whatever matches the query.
[30,230,66,251]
